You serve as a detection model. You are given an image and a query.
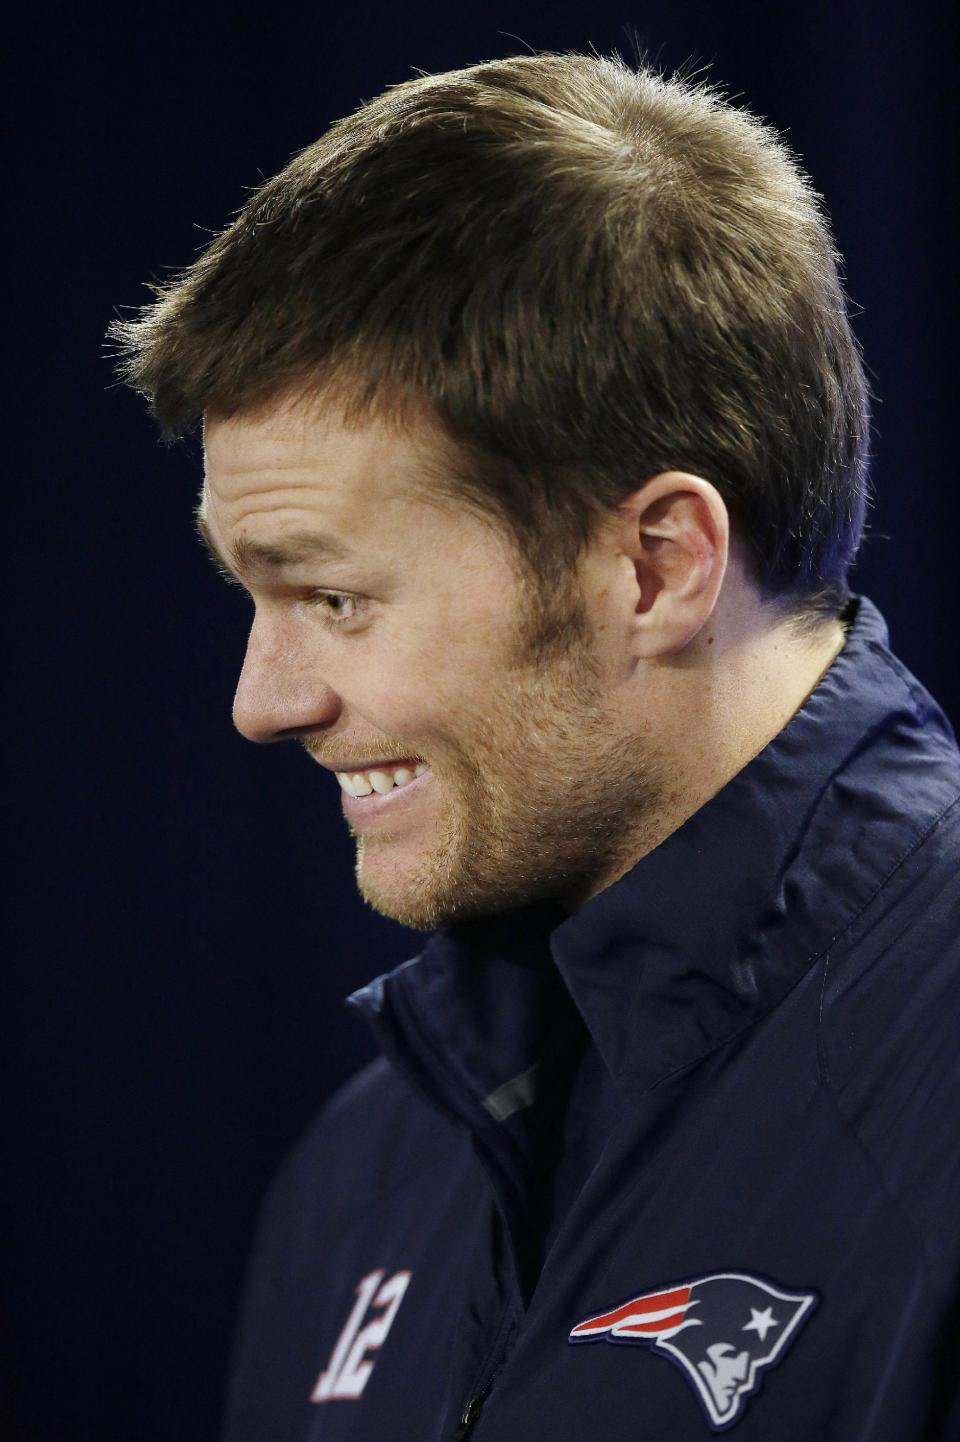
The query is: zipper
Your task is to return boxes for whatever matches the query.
[448,1267,520,1442]
[449,1378,493,1440]
[360,970,531,1441]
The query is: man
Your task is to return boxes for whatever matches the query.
[110,49,959,1441]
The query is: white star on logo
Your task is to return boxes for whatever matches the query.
[742,1306,779,1343]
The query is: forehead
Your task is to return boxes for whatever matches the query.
[199,394,524,594]
[202,396,440,520]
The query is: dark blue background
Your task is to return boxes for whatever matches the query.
[5,2,957,1438]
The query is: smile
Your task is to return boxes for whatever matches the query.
[336,763,434,824]
[335,761,430,797]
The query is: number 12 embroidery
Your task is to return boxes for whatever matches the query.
[311,1269,412,1402]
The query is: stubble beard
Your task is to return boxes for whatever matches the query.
[353,626,668,932]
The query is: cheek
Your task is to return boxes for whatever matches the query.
[342,644,441,733]
[366,654,490,749]
[350,603,517,732]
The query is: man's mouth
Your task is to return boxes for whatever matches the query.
[335,760,430,798]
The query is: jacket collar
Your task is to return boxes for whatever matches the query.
[348,595,954,1114]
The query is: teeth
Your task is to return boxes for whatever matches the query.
[334,761,431,797]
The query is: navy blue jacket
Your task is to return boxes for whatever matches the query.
[221,595,960,1441]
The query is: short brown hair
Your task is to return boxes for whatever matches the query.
[108,48,871,624]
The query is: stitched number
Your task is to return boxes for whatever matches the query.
[311,1269,412,1402]
[311,1270,383,1402]
[334,1271,412,1397]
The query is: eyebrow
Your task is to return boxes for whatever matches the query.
[193,501,353,580]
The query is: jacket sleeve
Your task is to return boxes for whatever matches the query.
[218,1141,305,1442]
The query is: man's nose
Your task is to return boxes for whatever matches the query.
[231,613,342,742]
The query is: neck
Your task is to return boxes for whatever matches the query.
[578,600,847,907]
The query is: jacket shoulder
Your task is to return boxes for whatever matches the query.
[277,1054,460,1226]
[232,1055,463,1319]
[822,792,960,1269]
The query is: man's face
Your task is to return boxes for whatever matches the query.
[201,393,663,930]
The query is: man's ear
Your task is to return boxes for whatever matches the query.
[612,472,730,658]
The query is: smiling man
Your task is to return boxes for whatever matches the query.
[198,399,843,932]
[111,48,959,1442]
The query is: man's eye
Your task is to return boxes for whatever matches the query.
[304,590,364,626]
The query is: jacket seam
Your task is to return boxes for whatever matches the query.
[814,789,960,1279]
[648,787,960,1096]
[316,1136,467,1230]
[815,1073,952,1285]
[866,638,956,731]
[817,787,960,1082]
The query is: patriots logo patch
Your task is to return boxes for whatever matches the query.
[569,1271,817,1431]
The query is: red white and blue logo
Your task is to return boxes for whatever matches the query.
[569,1271,818,1430]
